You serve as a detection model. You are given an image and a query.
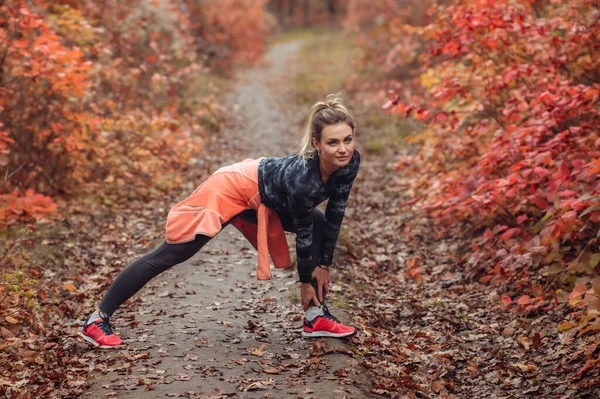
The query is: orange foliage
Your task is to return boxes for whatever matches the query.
[0,0,274,228]
[0,190,56,227]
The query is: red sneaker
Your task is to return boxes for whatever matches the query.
[302,305,357,338]
[80,313,123,348]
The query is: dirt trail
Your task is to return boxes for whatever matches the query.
[83,40,373,399]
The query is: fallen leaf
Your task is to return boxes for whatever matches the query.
[63,283,77,292]
[262,368,280,374]
[517,336,532,350]
[532,331,542,348]
[510,363,537,372]
[502,327,515,337]
[174,374,190,381]
[516,295,531,305]
[577,322,600,337]
[243,382,265,391]
[249,343,266,357]
[0,327,15,338]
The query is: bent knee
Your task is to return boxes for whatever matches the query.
[311,208,324,226]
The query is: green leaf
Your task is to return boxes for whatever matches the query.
[580,205,600,218]
[558,321,576,332]
[540,211,553,223]
[590,254,600,268]
[553,197,560,209]
[541,263,563,276]
[591,277,600,294]
[577,193,594,201]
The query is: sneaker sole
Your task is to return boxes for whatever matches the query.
[302,329,357,338]
[79,332,123,349]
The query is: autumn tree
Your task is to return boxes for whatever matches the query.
[0,0,275,228]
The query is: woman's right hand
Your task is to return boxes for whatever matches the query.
[300,283,321,311]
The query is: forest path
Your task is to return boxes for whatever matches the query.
[83,40,374,399]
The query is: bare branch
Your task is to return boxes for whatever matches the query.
[1,163,24,187]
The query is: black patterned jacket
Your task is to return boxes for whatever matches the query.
[257,149,360,283]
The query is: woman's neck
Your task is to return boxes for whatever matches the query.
[319,159,338,183]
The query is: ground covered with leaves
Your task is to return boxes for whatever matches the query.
[1,37,371,399]
[336,136,600,398]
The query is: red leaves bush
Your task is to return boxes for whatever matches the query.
[0,190,56,228]
[352,0,600,312]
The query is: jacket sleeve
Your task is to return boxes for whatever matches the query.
[292,210,314,283]
[319,151,360,266]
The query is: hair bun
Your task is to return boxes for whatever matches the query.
[324,93,343,106]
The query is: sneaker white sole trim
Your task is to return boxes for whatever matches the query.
[302,330,356,338]
[79,332,122,349]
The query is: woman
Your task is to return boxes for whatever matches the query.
[81,94,360,348]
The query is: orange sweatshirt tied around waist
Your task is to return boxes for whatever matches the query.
[165,158,291,280]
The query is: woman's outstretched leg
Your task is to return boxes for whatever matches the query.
[81,234,212,348]
[99,235,211,315]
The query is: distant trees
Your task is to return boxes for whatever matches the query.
[268,0,348,28]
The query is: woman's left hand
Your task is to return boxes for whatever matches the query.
[311,266,331,303]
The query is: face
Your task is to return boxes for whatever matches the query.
[313,123,355,170]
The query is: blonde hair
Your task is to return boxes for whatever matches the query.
[299,94,356,160]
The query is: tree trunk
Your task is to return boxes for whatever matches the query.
[326,0,337,23]
[303,0,310,27]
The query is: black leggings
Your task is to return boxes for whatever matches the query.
[98,208,326,316]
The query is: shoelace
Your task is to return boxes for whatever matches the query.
[96,311,116,336]
[320,305,340,323]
